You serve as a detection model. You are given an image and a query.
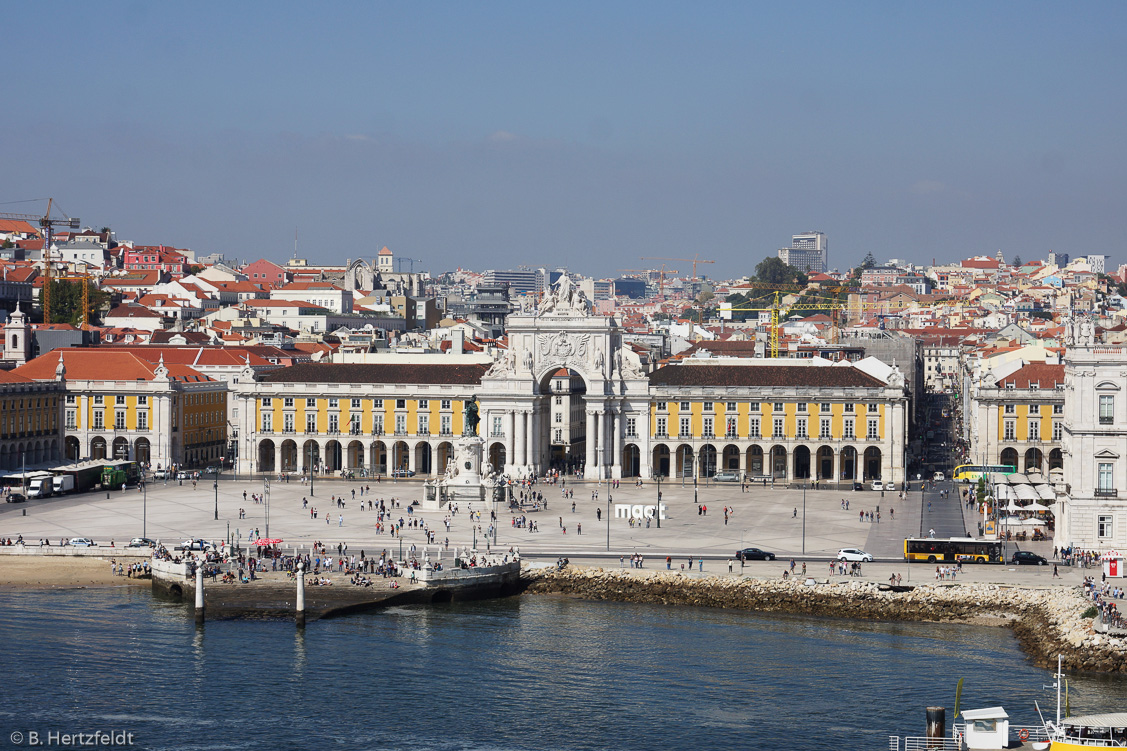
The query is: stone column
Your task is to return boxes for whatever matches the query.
[505,411,516,466]
[585,410,597,477]
[526,408,537,473]
[612,408,623,479]
[515,411,527,468]
[638,409,651,478]
[274,442,281,475]
[596,410,607,479]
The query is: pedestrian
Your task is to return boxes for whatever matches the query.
[794,507,798,518]
[728,559,733,573]
[1053,564,1060,578]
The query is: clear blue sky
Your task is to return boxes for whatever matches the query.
[4,1,1125,278]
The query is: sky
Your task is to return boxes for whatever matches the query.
[4,2,1126,279]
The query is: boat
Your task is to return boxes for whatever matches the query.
[889,657,1126,751]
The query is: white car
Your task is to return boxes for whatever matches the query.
[870,480,884,491]
[67,537,96,547]
[933,471,945,481]
[837,548,874,562]
[177,539,214,552]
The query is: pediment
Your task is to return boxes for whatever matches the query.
[1094,449,1120,459]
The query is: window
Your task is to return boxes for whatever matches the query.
[261,412,273,432]
[867,418,879,439]
[1100,395,1115,425]
[373,399,383,409]
[726,402,736,412]
[116,395,126,406]
[626,417,637,437]
[419,399,428,409]
[726,417,737,437]
[749,402,760,412]
[703,417,714,437]
[441,399,452,410]
[306,414,317,433]
[773,417,784,437]
[352,398,361,408]
[137,411,148,431]
[1099,514,1114,539]
[65,410,76,430]
[66,394,76,404]
[1054,404,1063,414]
[137,395,148,406]
[843,419,855,439]
[306,398,316,408]
[94,395,104,405]
[820,403,831,411]
[261,398,272,408]
[796,418,807,438]
[554,429,563,442]
[844,403,854,412]
[284,413,294,433]
[328,398,338,409]
[773,403,784,412]
[1004,421,1015,440]
[115,412,126,430]
[395,414,406,434]
[554,413,562,423]
[554,396,562,406]
[492,416,504,437]
[1028,419,1040,440]
[703,402,713,412]
[679,416,691,436]
[820,418,831,439]
[372,414,383,434]
[656,417,667,436]
[1053,421,1062,441]
[441,414,452,435]
[679,402,690,411]
[1099,463,1114,493]
[396,399,406,409]
[328,414,339,433]
[797,403,807,413]
[868,404,879,412]
[656,401,667,411]
[417,415,429,434]
[1004,404,1015,414]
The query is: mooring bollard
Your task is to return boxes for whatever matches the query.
[926,706,946,741]
[194,561,205,625]
[296,561,306,629]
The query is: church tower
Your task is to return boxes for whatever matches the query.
[4,305,30,365]
[377,246,394,274]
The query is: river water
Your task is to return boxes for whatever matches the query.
[2,587,1126,751]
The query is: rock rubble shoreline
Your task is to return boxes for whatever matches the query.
[522,567,1127,674]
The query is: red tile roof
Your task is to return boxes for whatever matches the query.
[649,363,886,388]
[996,363,1064,389]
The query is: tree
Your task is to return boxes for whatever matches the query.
[753,256,808,287]
[860,251,877,270]
[44,278,111,326]
[1012,254,1023,267]
[189,264,204,275]
[695,289,715,305]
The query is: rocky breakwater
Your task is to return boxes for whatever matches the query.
[523,568,1127,674]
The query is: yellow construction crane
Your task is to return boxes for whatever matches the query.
[0,198,81,323]
[641,254,715,280]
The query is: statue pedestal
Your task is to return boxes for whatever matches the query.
[439,435,488,503]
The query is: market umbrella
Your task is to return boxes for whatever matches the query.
[255,538,284,545]
[1020,518,1047,526]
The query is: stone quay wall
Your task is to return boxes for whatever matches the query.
[522,568,1127,674]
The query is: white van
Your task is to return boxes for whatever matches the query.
[27,477,53,498]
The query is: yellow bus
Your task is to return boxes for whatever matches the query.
[952,464,1016,483]
[904,537,1004,563]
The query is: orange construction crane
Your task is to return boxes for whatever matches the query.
[641,253,715,280]
[0,198,80,323]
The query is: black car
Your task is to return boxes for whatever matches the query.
[5,492,26,503]
[735,547,776,561]
[1011,550,1048,566]
[852,482,865,491]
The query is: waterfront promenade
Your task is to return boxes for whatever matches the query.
[0,474,1068,586]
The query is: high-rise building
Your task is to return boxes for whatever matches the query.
[483,268,545,297]
[777,231,828,275]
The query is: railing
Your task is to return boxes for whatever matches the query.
[888,736,960,751]
[1101,416,1115,425]
[1096,487,1118,498]
[371,427,384,436]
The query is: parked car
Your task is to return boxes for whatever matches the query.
[205,466,220,475]
[734,547,776,561]
[176,471,192,480]
[1011,550,1048,566]
[152,469,171,480]
[391,468,416,478]
[837,548,874,562]
[126,537,157,548]
[852,482,865,491]
[5,492,27,503]
[176,539,214,552]
[713,470,742,483]
[67,537,96,547]
[933,471,945,481]
[870,480,884,491]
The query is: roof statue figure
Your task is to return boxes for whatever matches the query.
[464,395,480,435]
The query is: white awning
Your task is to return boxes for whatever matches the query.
[1015,484,1039,501]
[1036,484,1056,501]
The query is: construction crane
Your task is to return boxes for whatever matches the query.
[647,264,678,298]
[641,253,715,280]
[0,198,80,323]
[51,273,93,328]
[395,257,423,273]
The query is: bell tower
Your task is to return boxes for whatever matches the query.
[4,305,30,365]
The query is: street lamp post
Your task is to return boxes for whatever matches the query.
[801,482,806,555]
[142,480,147,539]
[264,477,271,539]
[213,470,219,521]
[656,473,662,529]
